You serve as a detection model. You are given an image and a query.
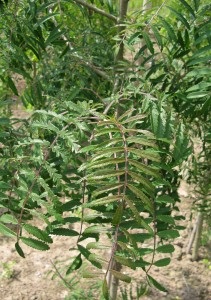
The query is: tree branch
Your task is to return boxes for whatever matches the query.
[72,0,118,23]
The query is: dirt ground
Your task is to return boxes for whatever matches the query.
[0,106,210,300]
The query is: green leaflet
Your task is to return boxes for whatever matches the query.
[7,76,19,96]
[93,183,123,197]
[121,114,146,124]
[86,169,125,181]
[125,197,153,234]
[51,228,79,236]
[156,195,175,204]
[185,68,211,77]
[154,258,171,267]
[60,199,80,212]
[118,109,135,121]
[150,24,163,51]
[157,230,180,239]
[114,255,136,270]
[37,13,59,26]
[66,254,82,275]
[156,244,175,253]
[129,148,160,162]
[102,278,109,300]
[92,147,125,161]
[88,254,107,264]
[142,31,154,54]
[124,129,155,139]
[128,171,155,192]
[157,215,175,225]
[110,270,131,283]
[21,237,50,251]
[86,158,125,170]
[24,224,53,243]
[78,244,102,269]
[83,195,121,208]
[0,214,18,225]
[158,16,177,42]
[167,6,190,29]
[94,128,120,136]
[136,247,153,256]
[147,274,168,292]
[117,241,136,258]
[127,184,153,213]
[82,269,103,278]
[112,204,123,225]
[187,92,208,99]
[83,225,110,234]
[179,0,195,17]
[129,159,160,178]
[86,242,110,250]
[15,242,25,258]
[127,136,157,149]
[0,222,16,237]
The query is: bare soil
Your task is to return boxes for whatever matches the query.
[0,107,210,300]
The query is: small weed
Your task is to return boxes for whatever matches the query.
[0,261,16,279]
[202,259,211,271]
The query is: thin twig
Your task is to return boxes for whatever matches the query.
[50,259,72,289]
[72,0,118,23]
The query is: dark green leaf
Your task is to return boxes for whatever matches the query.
[21,237,50,251]
[158,230,180,239]
[154,258,171,267]
[147,275,168,292]
[15,242,25,258]
[51,228,79,236]
[66,254,82,275]
[156,244,175,253]
[24,224,53,243]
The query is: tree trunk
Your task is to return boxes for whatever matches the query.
[142,0,152,12]
[116,0,129,61]
[192,212,204,261]
[109,260,122,300]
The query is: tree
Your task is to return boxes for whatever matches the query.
[0,1,210,299]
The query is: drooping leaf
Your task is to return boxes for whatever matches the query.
[78,244,102,269]
[66,254,82,275]
[125,197,153,234]
[15,242,25,258]
[147,274,168,292]
[127,184,153,213]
